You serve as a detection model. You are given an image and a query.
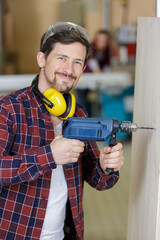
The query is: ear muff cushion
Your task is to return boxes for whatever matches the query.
[60,93,76,119]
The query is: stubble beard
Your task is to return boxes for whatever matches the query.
[43,69,77,93]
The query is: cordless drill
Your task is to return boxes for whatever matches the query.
[63,117,154,173]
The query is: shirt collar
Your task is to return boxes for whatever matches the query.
[29,75,50,115]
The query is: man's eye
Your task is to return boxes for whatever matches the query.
[75,61,82,65]
[58,57,65,60]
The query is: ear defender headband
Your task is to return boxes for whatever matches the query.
[32,85,76,120]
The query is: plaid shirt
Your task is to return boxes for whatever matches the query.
[0,82,119,240]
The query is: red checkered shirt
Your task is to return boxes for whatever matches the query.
[0,82,119,240]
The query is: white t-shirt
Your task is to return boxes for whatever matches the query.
[40,122,68,240]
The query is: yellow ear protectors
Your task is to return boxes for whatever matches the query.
[32,85,76,120]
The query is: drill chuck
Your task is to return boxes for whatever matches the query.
[119,121,138,133]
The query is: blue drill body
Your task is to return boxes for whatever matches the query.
[63,117,119,143]
[63,117,136,172]
[63,117,121,173]
[63,117,151,172]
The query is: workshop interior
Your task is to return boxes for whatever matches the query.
[0,0,157,239]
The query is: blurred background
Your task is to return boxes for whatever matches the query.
[0,0,156,239]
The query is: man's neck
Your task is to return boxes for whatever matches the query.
[51,115,62,126]
[38,70,51,94]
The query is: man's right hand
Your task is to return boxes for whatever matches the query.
[50,136,85,165]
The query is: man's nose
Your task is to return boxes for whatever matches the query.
[63,61,74,75]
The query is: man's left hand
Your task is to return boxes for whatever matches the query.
[99,143,124,173]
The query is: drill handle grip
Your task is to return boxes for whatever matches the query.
[105,133,117,173]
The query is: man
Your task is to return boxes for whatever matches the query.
[0,22,124,240]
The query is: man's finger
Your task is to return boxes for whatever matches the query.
[70,139,85,147]
[111,143,123,152]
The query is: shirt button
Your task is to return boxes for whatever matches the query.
[42,196,46,200]
[37,221,41,225]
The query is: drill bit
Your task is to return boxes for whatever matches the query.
[137,126,156,130]
[120,121,156,133]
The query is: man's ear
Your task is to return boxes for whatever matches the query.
[37,51,46,68]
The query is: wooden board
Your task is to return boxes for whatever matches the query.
[127,17,160,240]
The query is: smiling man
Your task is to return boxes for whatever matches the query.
[38,42,86,93]
[0,22,124,240]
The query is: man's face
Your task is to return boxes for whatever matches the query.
[38,42,87,93]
